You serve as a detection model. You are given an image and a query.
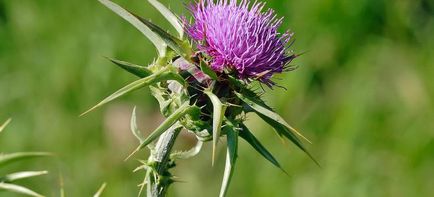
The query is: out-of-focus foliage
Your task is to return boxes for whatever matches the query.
[0,119,50,196]
[0,0,433,196]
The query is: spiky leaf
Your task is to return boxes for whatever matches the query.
[234,91,311,143]
[126,103,194,159]
[239,123,285,172]
[170,140,203,160]
[234,91,318,165]
[0,171,48,183]
[98,0,167,56]
[219,123,238,197]
[81,68,185,116]
[0,183,44,197]
[0,152,51,167]
[148,0,184,38]
[138,104,190,149]
[149,86,173,116]
[132,14,193,60]
[106,57,152,78]
[259,114,319,166]
[204,90,227,165]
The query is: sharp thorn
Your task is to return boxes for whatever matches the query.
[125,146,141,161]
[79,106,97,117]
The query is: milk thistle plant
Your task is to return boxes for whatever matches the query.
[84,0,316,196]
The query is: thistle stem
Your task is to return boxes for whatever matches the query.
[148,125,182,197]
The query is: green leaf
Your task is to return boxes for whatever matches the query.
[98,0,167,56]
[219,123,238,197]
[81,68,185,116]
[170,140,203,160]
[204,90,227,166]
[234,91,311,143]
[0,183,44,197]
[225,123,238,166]
[0,152,51,167]
[138,104,190,149]
[93,182,107,197]
[227,75,247,89]
[132,14,193,60]
[149,86,173,116]
[234,91,318,165]
[130,107,145,143]
[0,118,11,133]
[126,103,193,160]
[239,123,286,172]
[148,0,184,38]
[259,114,320,166]
[200,60,218,80]
[0,171,48,183]
[106,57,152,78]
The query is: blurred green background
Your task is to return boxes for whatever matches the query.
[1,0,433,196]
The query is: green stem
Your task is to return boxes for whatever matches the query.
[147,125,182,197]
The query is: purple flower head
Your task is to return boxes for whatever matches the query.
[185,0,296,85]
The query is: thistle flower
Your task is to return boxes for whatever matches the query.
[186,0,296,85]
[89,1,315,196]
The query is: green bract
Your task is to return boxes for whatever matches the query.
[85,0,316,196]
